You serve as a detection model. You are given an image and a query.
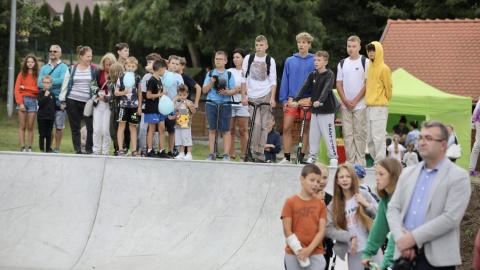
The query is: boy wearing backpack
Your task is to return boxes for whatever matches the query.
[241,35,277,162]
[336,36,370,167]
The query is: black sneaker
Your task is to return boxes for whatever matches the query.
[46,148,53,153]
[167,151,175,158]
[76,150,83,154]
[157,150,170,159]
[146,150,157,158]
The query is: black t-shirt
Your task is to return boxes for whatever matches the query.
[393,125,409,137]
[181,72,198,100]
[145,76,163,114]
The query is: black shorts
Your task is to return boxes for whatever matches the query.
[117,107,139,125]
[165,118,175,133]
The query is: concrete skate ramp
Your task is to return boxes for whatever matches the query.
[0,153,375,270]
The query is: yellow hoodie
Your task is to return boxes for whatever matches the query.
[365,41,392,106]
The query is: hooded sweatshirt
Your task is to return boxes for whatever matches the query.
[279,53,315,104]
[365,42,392,106]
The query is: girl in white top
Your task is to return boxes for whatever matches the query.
[326,164,382,270]
[402,141,419,167]
[228,48,249,160]
[387,134,405,162]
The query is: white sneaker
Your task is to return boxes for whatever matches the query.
[184,153,193,160]
[306,157,316,164]
[175,152,185,160]
[278,158,292,164]
[329,158,338,167]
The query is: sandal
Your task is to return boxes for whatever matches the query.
[131,151,139,157]
[230,156,236,160]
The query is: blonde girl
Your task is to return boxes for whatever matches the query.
[15,54,40,152]
[387,134,405,162]
[402,142,419,167]
[326,163,381,270]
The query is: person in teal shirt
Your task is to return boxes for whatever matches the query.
[361,157,403,269]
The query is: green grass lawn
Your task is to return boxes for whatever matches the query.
[0,100,222,160]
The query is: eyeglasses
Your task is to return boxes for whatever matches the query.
[215,58,226,61]
[416,135,443,142]
[49,50,58,53]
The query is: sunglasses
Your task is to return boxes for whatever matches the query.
[49,50,58,53]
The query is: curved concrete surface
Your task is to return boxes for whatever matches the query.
[0,153,375,269]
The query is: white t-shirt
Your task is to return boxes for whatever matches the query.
[336,56,369,110]
[345,197,368,252]
[227,67,244,107]
[387,143,405,162]
[241,54,277,99]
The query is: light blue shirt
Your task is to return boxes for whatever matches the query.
[405,129,420,150]
[403,157,445,231]
[203,69,235,103]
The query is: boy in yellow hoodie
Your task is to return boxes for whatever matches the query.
[365,41,392,165]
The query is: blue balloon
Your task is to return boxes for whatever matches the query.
[158,95,174,115]
[162,71,173,89]
[123,71,135,89]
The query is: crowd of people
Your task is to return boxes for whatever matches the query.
[282,120,474,270]
[12,33,480,269]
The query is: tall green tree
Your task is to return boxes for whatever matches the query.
[116,0,326,68]
[101,19,111,51]
[73,4,83,47]
[92,5,103,51]
[409,0,480,18]
[0,0,51,99]
[82,7,93,47]
[50,16,63,46]
[62,2,74,49]
[104,0,123,51]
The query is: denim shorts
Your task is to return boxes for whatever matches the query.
[205,103,231,132]
[17,96,37,112]
[231,105,250,117]
[55,110,66,129]
[144,113,166,124]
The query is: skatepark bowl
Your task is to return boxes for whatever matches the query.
[0,152,375,269]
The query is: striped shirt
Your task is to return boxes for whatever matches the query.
[69,67,92,102]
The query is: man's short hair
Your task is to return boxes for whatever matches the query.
[146,53,162,61]
[115,43,129,51]
[296,32,313,44]
[422,120,449,142]
[125,56,138,66]
[179,57,187,66]
[168,55,180,62]
[255,35,268,44]
[366,43,376,52]
[178,84,188,93]
[348,35,361,44]
[153,59,168,71]
[315,51,329,61]
[50,45,62,53]
[215,51,228,58]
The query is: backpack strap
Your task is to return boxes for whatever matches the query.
[339,56,366,71]
[208,70,213,77]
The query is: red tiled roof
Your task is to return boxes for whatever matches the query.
[380,19,480,102]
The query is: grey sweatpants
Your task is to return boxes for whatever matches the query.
[284,253,326,270]
[308,113,338,160]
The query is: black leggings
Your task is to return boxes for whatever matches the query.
[38,119,54,151]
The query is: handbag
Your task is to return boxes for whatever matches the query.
[446,143,462,159]
[83,98,95,117]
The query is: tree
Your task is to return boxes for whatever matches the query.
[115,0,326,68]
[101,19,111,51]
[0,0,50,100]
[408,0,480,19]
[50,16,63,46]
[82,7,93,47]
[92,5,103,51]
[62,2,74,49]
[73,4,82,47]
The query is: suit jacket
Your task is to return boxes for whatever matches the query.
[386,157,471,266]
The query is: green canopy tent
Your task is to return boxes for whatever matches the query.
[319,68,472,169]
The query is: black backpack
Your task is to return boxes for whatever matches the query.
[245,53,271,78]
[339,55,367,71]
